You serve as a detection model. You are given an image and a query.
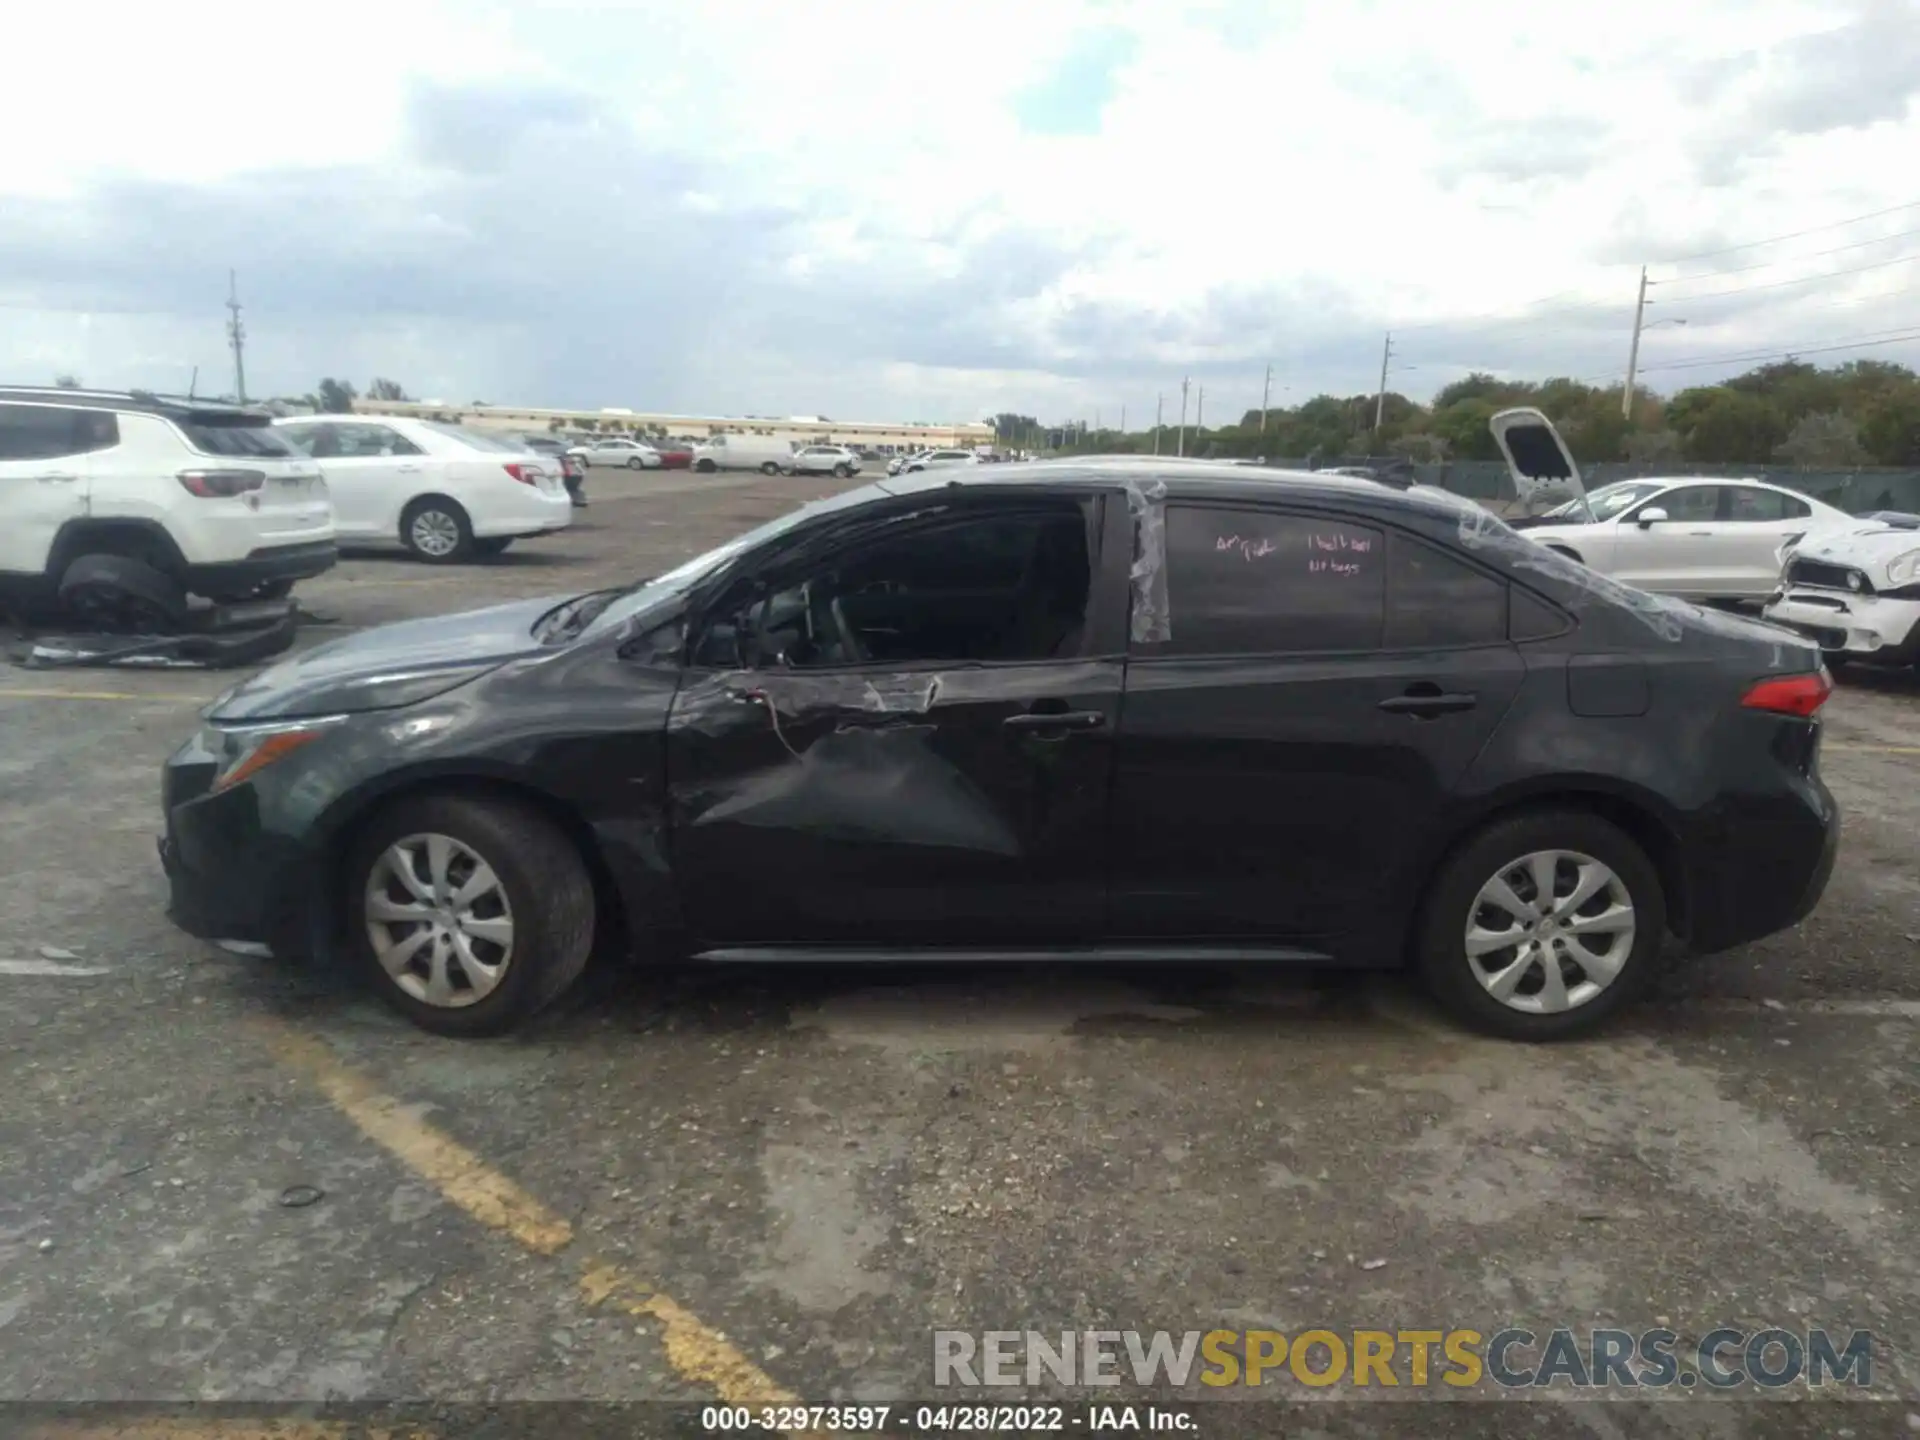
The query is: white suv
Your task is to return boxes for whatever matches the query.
[0,387,336,629]
[276,416,574,562]
[786,444,862,478]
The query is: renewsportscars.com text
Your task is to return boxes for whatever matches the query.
[933,1328,1874,1391]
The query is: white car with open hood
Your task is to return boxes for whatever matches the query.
[1490,408,1855,603]
[1764,512,1920,670]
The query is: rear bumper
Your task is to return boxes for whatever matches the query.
[472,490,575,539]
[1762,590,1920,663]
[183,540,337,594]
[1684,766,1839,954]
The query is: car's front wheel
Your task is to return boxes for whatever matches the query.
[626,456,644,470]
[760,461,780,475]
[344,793,595,1037]
[1417,810,1664,1040]
[833,463,852,478]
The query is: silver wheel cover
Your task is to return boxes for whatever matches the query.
[1464,849,1636,1014]
[364,832,514,1008]
[410,510,461,556]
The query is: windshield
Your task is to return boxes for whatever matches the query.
[1547,480,1666,522]
[416,420,532,454]
[574,484,888,638]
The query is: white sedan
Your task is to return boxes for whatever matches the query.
[902,448,982,474]
[1517,478,1854,602]
[569,437,662,470]
[275,416,573,562]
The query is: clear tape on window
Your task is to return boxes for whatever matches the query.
[1126,478,1171,644]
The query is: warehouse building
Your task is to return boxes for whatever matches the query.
[351,399,994,453]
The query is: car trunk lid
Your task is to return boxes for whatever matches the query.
[1490,407,1589,522]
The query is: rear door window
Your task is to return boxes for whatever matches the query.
[0,403,117,460]
[1385,536,1510,648]
[1152,505,1386,655]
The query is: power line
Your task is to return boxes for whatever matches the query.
[1580,326,1920,383]
[1651,196,1920,265]
[1649,248,1920,302]
[1661,223,1920,283]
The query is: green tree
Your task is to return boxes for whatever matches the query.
[54,373,81,389]
[1774,411,1867,467]
[366,377,411,401]
[1860,388,1920,466]
[314,378,357,413]
[1431,398,1502,460]
[1666,386,1784,463]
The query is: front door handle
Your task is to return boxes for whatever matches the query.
[1003,709,1106,732]
[1379,685,1477,717]
[33,471,80,484]
[397,463,422,473]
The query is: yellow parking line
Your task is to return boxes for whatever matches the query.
[258,1021,803,1415]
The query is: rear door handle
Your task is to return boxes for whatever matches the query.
[1379,688,1478,717]
[33,471,80,484]
[1003,709,1106,732]
[397,463,422,473]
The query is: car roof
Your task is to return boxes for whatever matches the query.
[0,384,268,423]
[870,455,1416,510]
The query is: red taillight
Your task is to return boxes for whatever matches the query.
[502,462,539,485]
[177,468,266,498]
[1741,668,1832,718]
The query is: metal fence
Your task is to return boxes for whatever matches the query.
[1261,457,1920,514]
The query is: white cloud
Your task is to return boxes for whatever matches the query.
[3,0,1917,421]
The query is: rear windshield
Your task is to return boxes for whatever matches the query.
[416,420,530,454]
[179,416,299,458]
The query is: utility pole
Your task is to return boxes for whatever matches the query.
[1622,265,1650,420]
[1120,403,1126,434]
[187,366,198,400]
[1178,377,1189,457]
[1197,385,1205,431]
[1373,331,1392,433]
[1261,363,1272,433]
[225,270,248,405]
[1153,394,1162,455]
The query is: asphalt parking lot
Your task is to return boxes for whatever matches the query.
[3,465,1918,1425]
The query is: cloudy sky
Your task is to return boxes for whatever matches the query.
[3,0,1918,426]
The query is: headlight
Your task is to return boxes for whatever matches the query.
[199,716,347,793]
[1885,548,1920,587]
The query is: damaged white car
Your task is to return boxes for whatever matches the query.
[1764,513,1920,670]
[1489,408,1855,604]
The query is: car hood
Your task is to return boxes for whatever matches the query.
[206,595,565,722]
[1787,524,1920,572]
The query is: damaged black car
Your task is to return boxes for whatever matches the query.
[159,461,1839,1040]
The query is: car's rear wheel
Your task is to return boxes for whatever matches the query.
[58,553,189,632]
[400,497,474,563]
[344,793,595,1037]
[833,463,852,478]
[695,458,716,473]
[760,461,780,475]
[626,456,644,470]
[1417,810,1665,1040]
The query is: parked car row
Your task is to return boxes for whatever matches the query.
[1489,408,1920,675]
[0,387,587,630]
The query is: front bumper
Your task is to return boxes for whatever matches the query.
[159,736,320,954]
[1762,589,1920,662]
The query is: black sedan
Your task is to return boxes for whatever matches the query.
[159,461,1838,1040]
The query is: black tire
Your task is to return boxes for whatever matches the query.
[400,496,474,563]
[343,793,595,1037]
[833,463,852,478]
[626,456,644,470]
[695,458,717,473]
[57,553,189,632]
[1416,809,1666,1041]
[473,537,514,558]
[760,461,780,475]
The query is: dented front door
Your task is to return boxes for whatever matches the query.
[664,661,1123,946]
